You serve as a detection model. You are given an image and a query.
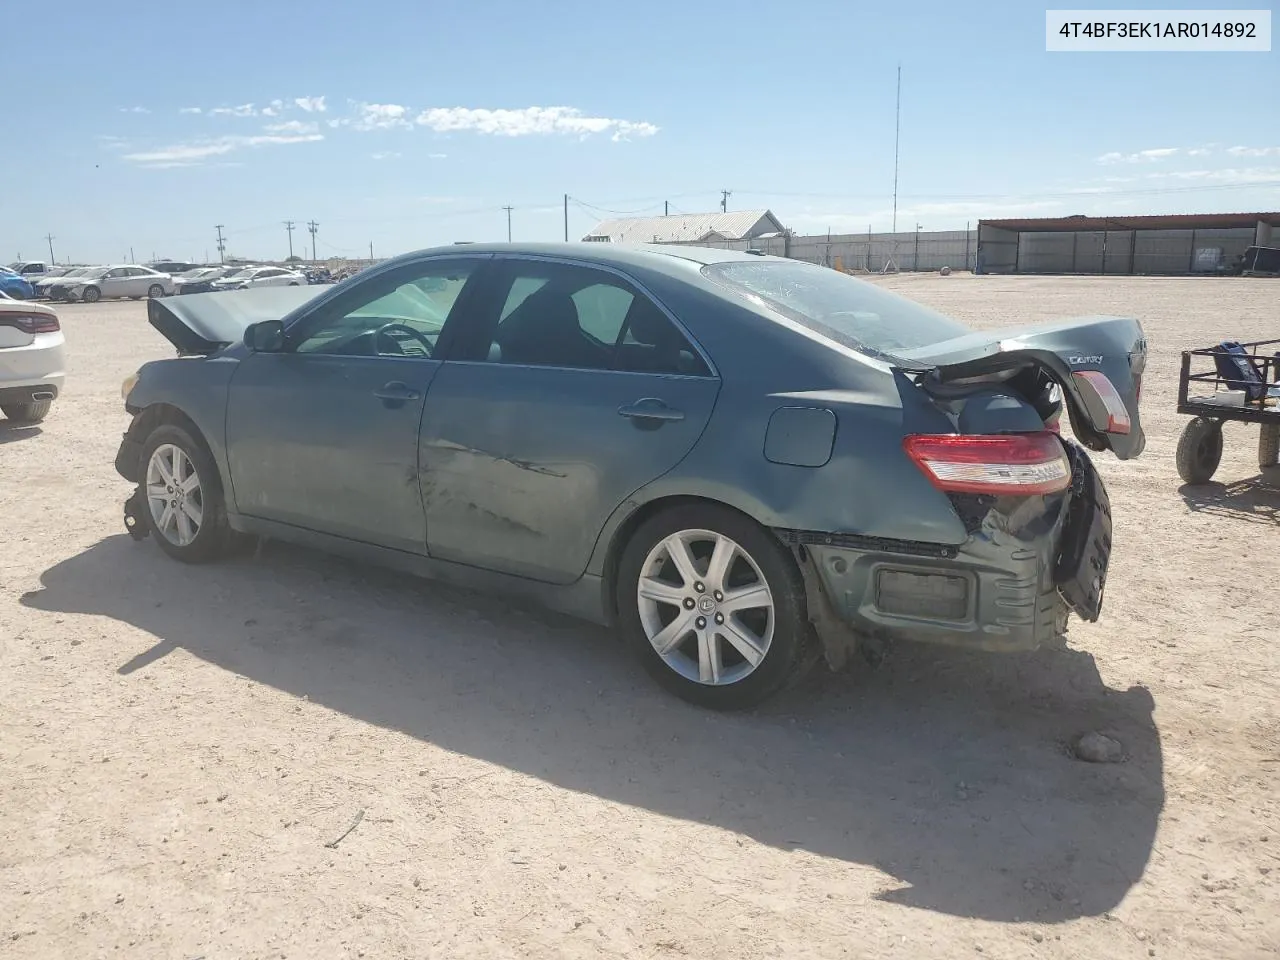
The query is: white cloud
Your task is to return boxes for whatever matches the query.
[371,151,402,160]
[1187,147,1211,156]
[179,106,202,115]
[1155,166,1280,183]
[96,135,130,150]
[210,103,258,118]
[119,106,151,114]
[352,102,412,130]
[1227,145,1280,158]
[123,132,324,167]
[413,105,659,140]
[295,96,327,113]
[428,153,447,159]
[264,119,320,135]
[1097,147,1180,164]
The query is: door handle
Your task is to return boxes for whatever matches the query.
[617,398,685,422]
[373,381,421,402]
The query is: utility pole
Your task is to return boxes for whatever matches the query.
[130,247,135,264]
[563,194,569,242]
[502,205,513,242]
[914,223,922,270]
[892,63,902,234]
[44,234,55,264]
[369,241,374,260]
[307,220,319,261]
[284,220,295,260]
[215,225,226,264]
[664,200,669,216]
[720,189,732,213]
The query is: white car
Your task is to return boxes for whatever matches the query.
[56,265,176,303]
[209,266,306,291]
[0,296,64,424]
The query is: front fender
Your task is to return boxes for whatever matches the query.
[117,356,238,492]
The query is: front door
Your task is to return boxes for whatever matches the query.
[420,256,721,584]
[224,256,483,553]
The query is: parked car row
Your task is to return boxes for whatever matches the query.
[9,262,318,303]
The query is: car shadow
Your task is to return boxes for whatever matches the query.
[22,534,1162,923]
[1179,474,1279,525]
[0,423,42,444]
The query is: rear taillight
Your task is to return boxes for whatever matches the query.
[0,312,60,334]
[1072,370,1131,434]
[903,432,1072,496]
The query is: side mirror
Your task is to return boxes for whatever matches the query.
[244,319,285,352]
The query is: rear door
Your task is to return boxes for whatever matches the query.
[420,255,721,585]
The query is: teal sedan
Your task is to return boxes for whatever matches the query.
[115,243,1146,708]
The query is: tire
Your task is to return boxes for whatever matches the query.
[616,503,814,710]
[81,285,101,303]
[288,281,300,286]
[2,399,51,423]
[147,284,165,299]
[1260,423,1280,470]
[138,423,237,563]
[1175,417,1224,484]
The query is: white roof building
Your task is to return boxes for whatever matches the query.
[584,209,786,245]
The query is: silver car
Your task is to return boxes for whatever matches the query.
[61,265,175,303]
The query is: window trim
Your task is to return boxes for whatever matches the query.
[482,252,719,379]
[281,255,486,359]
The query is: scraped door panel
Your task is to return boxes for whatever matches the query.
[420,364,719,584]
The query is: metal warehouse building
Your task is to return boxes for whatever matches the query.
[976,212,1279,275]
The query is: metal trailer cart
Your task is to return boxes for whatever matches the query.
[1176,338,1280,484]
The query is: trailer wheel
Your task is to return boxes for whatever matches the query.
[1260,423,1280,470]
[1176,417,1224,484]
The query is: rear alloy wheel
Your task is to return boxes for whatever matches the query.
[617,504,813,710]
[147,284,165,299]
[1175,416,1224,484]
[140,424,237,563]
[81,286,101,303]
[2,399,52,423]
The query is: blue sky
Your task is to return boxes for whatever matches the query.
[3,0,1276,263]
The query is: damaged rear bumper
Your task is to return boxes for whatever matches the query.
[782,443,1110,658]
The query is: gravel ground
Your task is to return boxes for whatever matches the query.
[1,274,1277,959]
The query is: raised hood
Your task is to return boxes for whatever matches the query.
[147,286,325,355]
[899,315,1148,459]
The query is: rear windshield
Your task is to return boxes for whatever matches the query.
[702,260,970,357]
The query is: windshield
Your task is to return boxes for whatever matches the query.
[702,260,971,357]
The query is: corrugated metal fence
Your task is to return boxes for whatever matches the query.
[668,229,978,272]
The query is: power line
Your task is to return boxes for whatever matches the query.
[44,234,55,265]
[720,189,732,213]
[214,225,226,264]
[284,220,295,260]
[307,220,319,261]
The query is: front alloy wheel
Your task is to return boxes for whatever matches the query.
[146,442,204,547]
[138,423,239,563]
[617,504,814,710]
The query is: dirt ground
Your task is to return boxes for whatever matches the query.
[2,274,1277,959]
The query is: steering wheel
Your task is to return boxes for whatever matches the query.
[374,322,433,357]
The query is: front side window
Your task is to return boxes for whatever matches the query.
[293,259,477,359]
[462,260,710,376]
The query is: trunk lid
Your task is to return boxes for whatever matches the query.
[147,285,326,355]
[898,315,1147,459]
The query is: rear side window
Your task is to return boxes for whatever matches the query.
[702,260,970,357]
